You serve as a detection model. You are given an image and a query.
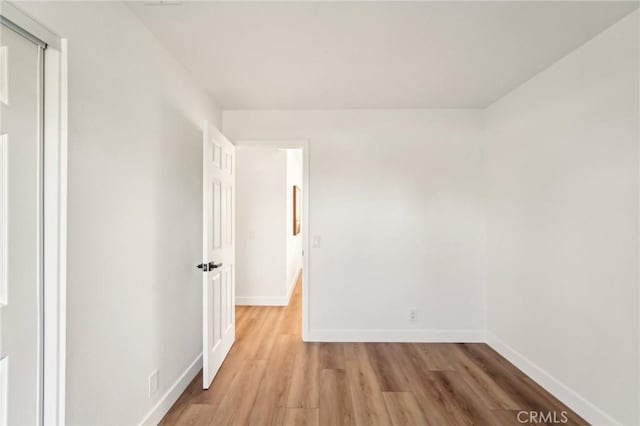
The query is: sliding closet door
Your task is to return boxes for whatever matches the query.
[0,20,44,425]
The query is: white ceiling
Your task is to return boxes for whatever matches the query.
[128,1,638,109]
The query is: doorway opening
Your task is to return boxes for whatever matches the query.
[234,142,308,341]
[161,137,309,424]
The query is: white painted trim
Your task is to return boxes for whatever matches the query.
[0,47,7,105]
[138,353,203,426]
[308,328,485,343]
[236,296,289,306]
[285,268,301,306]
[300,142,310,342]
[0,134,7,307]
[42,37,67,426]
[0,356,7,426]
[234,140,310,342]
[57,39,68,426]
[486,333,621,426]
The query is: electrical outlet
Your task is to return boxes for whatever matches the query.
[409,308,417,322]
[148,369,159,398]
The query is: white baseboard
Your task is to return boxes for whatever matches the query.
[138,353,202,426]
[236,296,288,306]
[486,333,620,426]
[236,269,301,307]
[308,328,484,343]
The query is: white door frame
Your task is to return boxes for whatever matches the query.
[234,140,310,341]
[0,3,68,425]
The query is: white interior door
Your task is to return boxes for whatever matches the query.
[0,20,44,425]
[201,122,235,389]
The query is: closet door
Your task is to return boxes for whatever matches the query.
[0,19,45,426]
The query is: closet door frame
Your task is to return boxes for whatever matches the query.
[0,3,68,425]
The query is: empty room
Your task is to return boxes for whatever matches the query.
[1,1,638,425]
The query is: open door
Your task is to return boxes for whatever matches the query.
[200,122,235,389]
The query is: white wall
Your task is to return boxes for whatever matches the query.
[236,147,302,305]
[235,148,287,304]
[286,149,303,293]
[15,2,221,425]
[224,110,486,340]
[485,11,639,426]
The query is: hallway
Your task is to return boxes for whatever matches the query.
[161,275,585,425]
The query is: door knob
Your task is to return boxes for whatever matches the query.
[197,262,223,272]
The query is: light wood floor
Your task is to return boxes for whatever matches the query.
[162,275,587,425]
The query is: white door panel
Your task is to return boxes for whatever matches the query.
[202,123,235,389]
[0,22,44,425]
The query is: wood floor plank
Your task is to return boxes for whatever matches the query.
[239,306,273,359]
[286,341,320,408]
[319,343,346,369]
[346,361,391,425]
[243,307,284,360]
[382,392,429,426]
[283,408,319,426]
[399,343,448,378]
[412,343,457,371]
[424,371,500,425]
[457,343,542,409]
[345,343,391,426]
[365,343,413,392]
[234,306,252,330]
[319,369,356,426]
[235,316,256,340]
[450,344,520,410]
[342,343,361,363]
[376,344,450,424]
[168,404,217,426]
[249,334,299,425]
[270,407,287,426]
[210,360,267,425]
